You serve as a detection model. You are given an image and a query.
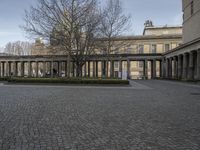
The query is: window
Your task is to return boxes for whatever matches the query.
[191,1,194,15]
[127,47,132,54]
[138,61,143,68]
[165,44,170,52]
[151,44,157,53]
[138,45,144,54]
[114,62,119,69]
[113,48,119,54]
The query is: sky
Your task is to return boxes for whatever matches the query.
[0,0,182,48]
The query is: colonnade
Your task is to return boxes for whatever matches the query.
[0,59,161,79]
[162,49,200,80]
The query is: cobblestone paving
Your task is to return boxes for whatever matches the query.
[0,80,200,150]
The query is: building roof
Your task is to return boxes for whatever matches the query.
[98,34,182,42]
[143,25,182,35]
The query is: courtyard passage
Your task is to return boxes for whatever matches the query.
[0,80,200,150]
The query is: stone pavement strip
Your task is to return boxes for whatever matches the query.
[0,80,200,150]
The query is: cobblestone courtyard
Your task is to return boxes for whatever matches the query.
[0,80,200,150]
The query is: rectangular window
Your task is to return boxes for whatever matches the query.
[114,62,119,69]
[165,44,170,52]
[191,1,194,15]
[138,61,143,68]
[138,45,144,54]
[127,47,132,53]
[151,44,157,53]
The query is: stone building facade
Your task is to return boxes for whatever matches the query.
[182,0,200,43]
[163,0,200,81]
[30,23,182,79]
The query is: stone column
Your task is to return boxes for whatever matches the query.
[0,61,1,77]
[93,61,96,78]
[21,62,24,77]
[43,61,46,77]
[165,58,169,78]
[197,49,200,80]
[188,52,194,80]
[58,61,62,77]
[178,55,182,79]
[161,58,165,78]
[119,60,122,79]
[28,61,32,77]
[159,60,162,78]
[182,53,188,80]
[152,59,156,79]
[173,57,178,79]
[84,62,87,77]
[101,61,104,78]
[127,59,130,79]
[110,60,114,78]
[2,62,4,77]
[143,59,148,79]
[13,61,17,77]
[51,61,54,78]
[88,61,90,77]
[65,61,68,77]
[5,61,9,77]
[8,62,12,76]
[96,61,98,78]
[168,58,172,79]
[35,61,39,78]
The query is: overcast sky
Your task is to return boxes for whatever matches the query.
[0,0,182,48]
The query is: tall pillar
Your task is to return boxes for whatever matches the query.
[72,62,75,77]
[168,58,172,79]
[178,55,182,79]
[182,53,188,80]
[5,61,9,77]
[93,61,96,78]
[143,59,148,79]
[101,61,104,78]
[35,61,39,78]
[127,59,130,79]
[188,52,194,80]
[152,59,156,79]
[165,59,169,78]
[13,61,17,77]
[119,60,122,79]
[110,60,114,78]
[84,62,87,77]
[21,62,24,77]
[0,61,1,77]
[159,60,162,78]
[197,49,200,80]
[161,58,165,78]
[51,61,54,78]
[65,61,68,77]
[88,61,90,77]
[28,61,32,77]
[8,62,12,76]
[58,61,62,77]
[173,57,178,79]
[96,61,98,78]
[43,61,46,77]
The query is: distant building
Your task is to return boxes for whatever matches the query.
[163,0,200,81]
[31,21,182,79]
[182,0,200,43]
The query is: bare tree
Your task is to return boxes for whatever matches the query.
[4,41,33,56]
[21,0,101,77]
[98,0,130,77]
